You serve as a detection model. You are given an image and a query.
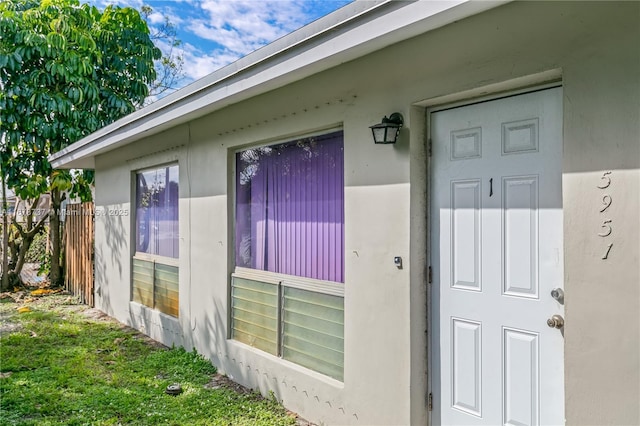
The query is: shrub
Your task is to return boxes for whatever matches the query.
[24,226,49,264]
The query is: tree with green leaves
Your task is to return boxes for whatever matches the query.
[0,0,161,290]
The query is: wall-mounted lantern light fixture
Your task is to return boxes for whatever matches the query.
[370,112,403,144]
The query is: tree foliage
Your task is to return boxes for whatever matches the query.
[0,0,161,288]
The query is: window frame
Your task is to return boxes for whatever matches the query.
[230,129,346,380]
[131,162,180,317]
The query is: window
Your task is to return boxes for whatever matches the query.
[132,164,179,317]
[232,131,345,380]
[136,166,179,258]
[235,131,344,282]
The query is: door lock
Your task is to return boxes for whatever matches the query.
[547,314,564,329]
[550,288,564,304]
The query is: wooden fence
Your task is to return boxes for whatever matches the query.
[64,202,94,306]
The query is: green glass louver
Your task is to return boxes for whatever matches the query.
[230,276,344,381]
[282,287,344,381]
[231,277,279,355]
[132,258,179,317]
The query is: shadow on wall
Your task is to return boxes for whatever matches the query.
[94,209,128,316]
[200,296,227,371]
[127,306,184,348]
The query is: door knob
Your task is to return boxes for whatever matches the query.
[547,314,564,329]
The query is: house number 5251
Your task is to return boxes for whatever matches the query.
[597,171,613,260]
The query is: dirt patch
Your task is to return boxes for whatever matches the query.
[203,373,314,425]
[0,295,21,336]
[81,307,112,321]
[0,318,23,335]
[204,373,253,394]
[0,291,81,337]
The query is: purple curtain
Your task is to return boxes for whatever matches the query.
[136,165,179,259]
[236,132,344,283]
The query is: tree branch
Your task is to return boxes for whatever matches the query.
[25,211,48,239]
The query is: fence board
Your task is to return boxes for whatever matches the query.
[64,203,94,306]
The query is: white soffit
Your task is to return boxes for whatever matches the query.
[50,0,507,169]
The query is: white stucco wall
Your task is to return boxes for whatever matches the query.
[93,2,639,425]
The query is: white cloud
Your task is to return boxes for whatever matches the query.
[190,0,311,56]
[146,10,166,25]
[180,42,240,80]
[151,37,238,85]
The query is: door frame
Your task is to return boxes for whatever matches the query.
[420,73,563,425]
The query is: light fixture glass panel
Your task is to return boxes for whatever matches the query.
[388,127,400,143]
[372,127,387,143]
[383,128,395,143]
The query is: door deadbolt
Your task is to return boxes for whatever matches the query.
[547,314,564,329]
[550,288,564,304]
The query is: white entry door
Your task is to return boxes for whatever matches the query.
[430,88,564,425]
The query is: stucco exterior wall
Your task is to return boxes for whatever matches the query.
[93,2,639,425]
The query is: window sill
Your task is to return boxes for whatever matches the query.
[233,267,344,297]
[134,252,179,267]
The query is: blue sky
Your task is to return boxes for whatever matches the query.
[92,0,352,91]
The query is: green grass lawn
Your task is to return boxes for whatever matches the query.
[0,294,296,426]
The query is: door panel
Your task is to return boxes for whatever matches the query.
[503,176,538,298]
[431,88,564,425]
[503,327,539,426]
[451,317,482,416]
[451,180,482,290]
